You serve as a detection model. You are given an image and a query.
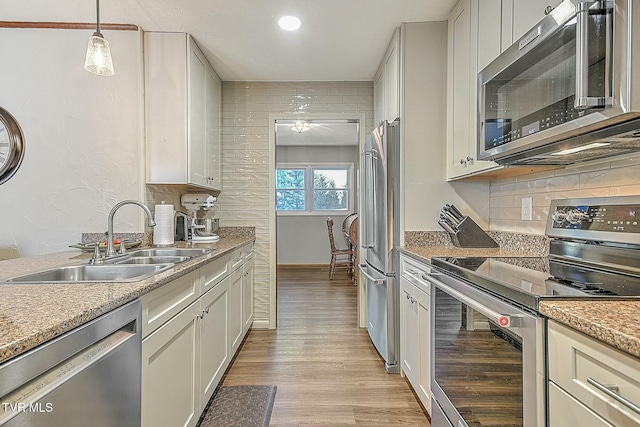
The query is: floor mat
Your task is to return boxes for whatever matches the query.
[197,385,277,427]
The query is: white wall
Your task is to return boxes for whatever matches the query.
[220,81,373,327]
[401,22,490,233]
[276,145,358,265]
[0,27,144,256]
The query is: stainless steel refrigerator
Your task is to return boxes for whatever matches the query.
[359,119,400,374]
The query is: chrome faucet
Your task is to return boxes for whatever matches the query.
[105,200,156,257]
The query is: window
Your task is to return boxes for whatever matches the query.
[276,163,353,214]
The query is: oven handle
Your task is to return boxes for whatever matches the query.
[574,1,613,109]
[425,273,522,328]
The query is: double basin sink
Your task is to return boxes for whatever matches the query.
[2,248,212,284]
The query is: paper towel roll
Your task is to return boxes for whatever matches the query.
[153,203,175,246]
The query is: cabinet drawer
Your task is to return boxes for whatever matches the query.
[228,248,244,270]
[200,256,229,294]
[400,255,431,295]
[549,382,614,427]
[548,321,640,426]
[141,270,200,337]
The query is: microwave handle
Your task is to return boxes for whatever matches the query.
[574,1,613,109]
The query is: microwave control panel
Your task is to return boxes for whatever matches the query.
[551,203,640,233]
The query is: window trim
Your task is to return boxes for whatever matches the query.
[276,162,354,216]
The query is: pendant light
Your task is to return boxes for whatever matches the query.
[290,120,310,133]
[84,0,114,76]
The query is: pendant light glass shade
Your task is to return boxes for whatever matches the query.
[84,0,114,76]
[85,32,114,76]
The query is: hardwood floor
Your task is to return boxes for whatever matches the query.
[221,267,430,426]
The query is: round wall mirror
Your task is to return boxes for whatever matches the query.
[0,106,26,185]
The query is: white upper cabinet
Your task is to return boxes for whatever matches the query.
[511,0,563,42]
[447,0,500,179]
[373,28,400,127]
[447,0,562,180]
[145,32,222,192]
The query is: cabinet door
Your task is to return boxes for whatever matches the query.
[511,0,563,42]
[205,67,222,190]
[373,68,384,129]
[400,278,419,385]
[188,41,208,187]
[199,277,229,407]
[242,257,254,334]
[477,0,503,72]
[142,301,200,427]
[384,29,400,123]
[415,285,431,411]
[447,0,474,178]
[229,268,244,354]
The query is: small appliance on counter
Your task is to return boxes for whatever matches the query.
[176,193,220,243]
[437,204,498,248]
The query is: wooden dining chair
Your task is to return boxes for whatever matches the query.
[326,217,354,279]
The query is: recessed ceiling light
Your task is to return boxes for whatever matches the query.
[278,16,301,31]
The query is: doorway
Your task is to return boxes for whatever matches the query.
[268,113,367,328]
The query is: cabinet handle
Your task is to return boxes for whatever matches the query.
[204,307,210,314]
[460,158,466,165]
[544,5,554,15]
[466,156,473,162]
[406,294,411,300]
[196,311,205,320]
[587,377,640,415]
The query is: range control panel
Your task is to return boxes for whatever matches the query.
[551,203,640,233]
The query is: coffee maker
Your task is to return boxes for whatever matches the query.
[176,193,220,242]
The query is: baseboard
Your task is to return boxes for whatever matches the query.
[277,264,328,270]
[251,319,271,329]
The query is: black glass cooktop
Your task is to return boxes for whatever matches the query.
[431,256,640,312]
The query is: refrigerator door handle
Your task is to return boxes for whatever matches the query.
[358,264,386,285]
[361,149,377,249]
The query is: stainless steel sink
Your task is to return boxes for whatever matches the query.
[1,247,212,284]
[129,248,212,258]
[3,264,173,284]
[116,256,190,265]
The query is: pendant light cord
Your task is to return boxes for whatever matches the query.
[95,0,101,36]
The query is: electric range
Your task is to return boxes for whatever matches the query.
[432,196,640,314]
[429,196,640,427]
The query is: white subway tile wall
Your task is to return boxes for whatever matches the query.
[219,81,374,325]
[489,156,640,234]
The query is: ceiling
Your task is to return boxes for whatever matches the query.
[276,121,359,146]
[0,0,458,81]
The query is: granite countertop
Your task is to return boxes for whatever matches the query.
[539,300,640,359]
[0,231,255,364]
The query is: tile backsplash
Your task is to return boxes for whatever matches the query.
[489,155,640,234]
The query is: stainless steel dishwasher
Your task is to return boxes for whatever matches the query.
[0,299,142,426]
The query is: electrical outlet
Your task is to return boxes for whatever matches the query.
[521,197,533,221]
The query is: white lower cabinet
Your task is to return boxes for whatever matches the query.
[141,242,255,427]
[142,299,200,427]
[548,320,640,427]
[399,254,431,414]
[228,268,244,355]
[199,277,230,406]
[242,251,254,334]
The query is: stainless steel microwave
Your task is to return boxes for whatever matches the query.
[478,0,640,165]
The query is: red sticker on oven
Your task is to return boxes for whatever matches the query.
[499,316,510,327]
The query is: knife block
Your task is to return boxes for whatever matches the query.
[446,216,498,248]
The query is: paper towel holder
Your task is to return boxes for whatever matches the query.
[153,201,176,247]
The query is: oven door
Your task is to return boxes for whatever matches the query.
[425,270,545,427]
